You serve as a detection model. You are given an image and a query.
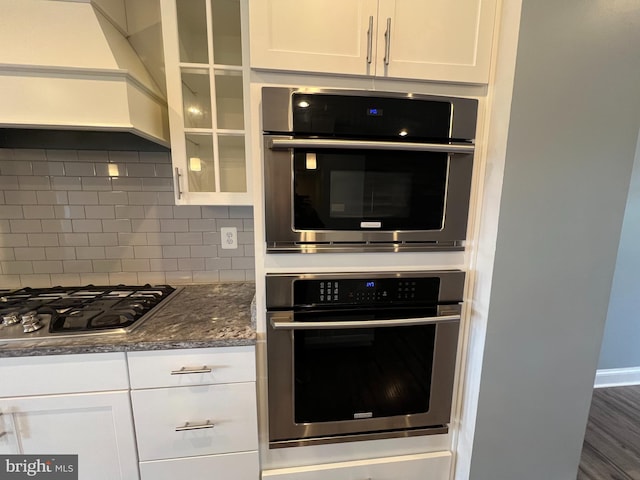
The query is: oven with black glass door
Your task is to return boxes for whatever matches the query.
[265,271,464,448]
[262,87,478,253]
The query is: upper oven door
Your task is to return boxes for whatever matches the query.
[264,136,474,251]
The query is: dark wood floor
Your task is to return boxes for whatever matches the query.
[578,385,640,480]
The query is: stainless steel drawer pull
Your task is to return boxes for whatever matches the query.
[170,366,212,375]
[270,314,461,330]
[175,420,214,432]
[269,138,475,154]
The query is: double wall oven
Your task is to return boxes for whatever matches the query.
[262,87,478,253]
[266,271,464,448]
[261,88,475,450]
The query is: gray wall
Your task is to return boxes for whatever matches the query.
[0,148,255,288]
[598,133,640,369]
[468,1,640,479]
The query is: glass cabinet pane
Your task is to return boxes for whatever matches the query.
[211,0,242,65]
[214,70,244,130]
[185,134,215,192]
[181,69,212,129]
[218,135,246,192]
[176,0,209,63]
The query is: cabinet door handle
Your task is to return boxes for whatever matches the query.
[366,15,374,64]
[171,366,212,375]
[174,167,183,200]
[383,17,391,65]
[175,420,215,432]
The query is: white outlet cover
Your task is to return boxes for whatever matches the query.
[220,227,238,249]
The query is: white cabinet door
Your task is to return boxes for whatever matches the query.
[249,0,379,76]
[0,392,139,480]
[249,0,497,83]
[161,0,253,205]
[376,0,497,83]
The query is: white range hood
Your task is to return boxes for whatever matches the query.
[0,0,169,149]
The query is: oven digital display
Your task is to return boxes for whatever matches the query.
[367,108,383,116]
[366,281,375,288]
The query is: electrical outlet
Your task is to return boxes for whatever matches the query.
[220,227,238,249]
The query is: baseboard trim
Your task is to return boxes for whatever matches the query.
[594,367,640,388]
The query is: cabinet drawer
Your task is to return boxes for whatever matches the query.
[127,346,255,389]
[0,353,128,397]
[262,451,451,480]
[131,382,258,461]
[139,451,259,480]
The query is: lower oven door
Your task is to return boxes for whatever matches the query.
[264,136,474,252]
[266,307,460,447]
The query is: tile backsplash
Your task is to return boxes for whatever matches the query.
[0,148,254,288]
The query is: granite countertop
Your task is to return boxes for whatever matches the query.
[0,283,256,358]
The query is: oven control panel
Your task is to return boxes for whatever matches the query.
[294,277,440,305]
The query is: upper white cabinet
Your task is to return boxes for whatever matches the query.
[249,0,498,84]
[161,0,252,205]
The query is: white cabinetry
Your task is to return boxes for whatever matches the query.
[0,353,139,480]
[249,0,497,84]
[160,0,252,205]
[128,346,259,480]
[262,451,451,480]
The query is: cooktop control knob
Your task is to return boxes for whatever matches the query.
[2,312,20,326]
[21,311,44,333]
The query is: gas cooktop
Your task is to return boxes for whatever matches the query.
[0,285,177,343]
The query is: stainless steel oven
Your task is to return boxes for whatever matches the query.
[266,271,464,448]
[262,87,478,253]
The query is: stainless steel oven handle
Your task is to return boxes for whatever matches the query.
[268,138,474,154]
[269,314,460,330]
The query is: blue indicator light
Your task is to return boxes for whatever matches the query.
[367,108,383,116]
[366,281,375,288]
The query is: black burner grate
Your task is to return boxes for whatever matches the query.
[0,285,175,333]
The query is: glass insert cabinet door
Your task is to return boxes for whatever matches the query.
[161,0,251,205]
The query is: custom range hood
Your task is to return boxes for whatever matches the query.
[0,0,169,151]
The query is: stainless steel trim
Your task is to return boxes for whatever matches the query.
[266,243,464,254]
[175,420,214,432]
[384,17,391,65]
[269,138,474,153]
[269,425,449,448]
[171,366,212,375]
[270,314,460,330]
[366,15,374,64]
[174,167,182,200]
